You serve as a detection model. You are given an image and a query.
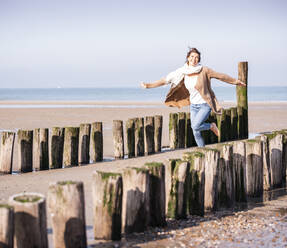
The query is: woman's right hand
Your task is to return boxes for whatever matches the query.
[140,82,148,88]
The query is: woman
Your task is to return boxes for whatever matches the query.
[141,47,246,147]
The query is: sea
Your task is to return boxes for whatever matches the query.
[0,86,286,106]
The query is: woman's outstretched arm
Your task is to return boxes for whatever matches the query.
[207,68,246,86]
[140,78,167,89]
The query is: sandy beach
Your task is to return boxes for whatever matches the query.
[0,100,287,247]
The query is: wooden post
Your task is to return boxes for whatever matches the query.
[135,118,145,157]
[113,120,124,159]
[237,106,246,139]
[63,127,79,167]
[245,140,263,197]
[209,112,218,144]
[217,110,227,143]
[122,167,150,234]
[198,148,220,211]
[17,130,33,173]
[183,152,205,216]
[33,128,49,171]
[145,162,166,227]
[185,112,196,147]
[92,171,122,240]
[0,132,15,174]
[50,127,64,169]
[216,144,235,208]
[225,109,232,141]
[164,159,189,219]
[90,122,103,162]
[48,181,87,248]
[230,107,238,140]
[261,133,284,190]
[232,141,247,202]
[126,119,135,158]
[0,204,14,248]
[79,123,91,165]
[144,116,155,155]
[9,193,48,248]
[279,130,287,184]
[260,134,271,191]
[169,113,178,149]
[237,61,248,139]
[154,115,163,153]
[178,112,186,148]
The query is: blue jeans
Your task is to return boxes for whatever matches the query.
[190,103,211,147]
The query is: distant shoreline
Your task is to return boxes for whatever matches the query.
[0,100,287,109]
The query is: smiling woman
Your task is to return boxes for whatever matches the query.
[141,47,246,147]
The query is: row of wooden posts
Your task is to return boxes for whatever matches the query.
[0,116,162,174]
[0,123,103,174]
[0,128,285,247]
[0,108,246,174]
[0,108,245,175]
[169,106,248,150]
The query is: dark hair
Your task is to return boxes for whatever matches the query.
[186,47,201,64]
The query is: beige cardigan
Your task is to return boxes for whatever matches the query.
[165,66,237,114]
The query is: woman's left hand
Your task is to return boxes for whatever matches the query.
[236,80,246,87]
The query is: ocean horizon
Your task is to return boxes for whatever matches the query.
[0,86,287,103]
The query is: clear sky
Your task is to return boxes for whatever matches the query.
[0,0,286,88]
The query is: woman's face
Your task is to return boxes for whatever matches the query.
[187,52,200,66]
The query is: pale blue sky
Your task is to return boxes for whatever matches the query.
[0,0,286,88]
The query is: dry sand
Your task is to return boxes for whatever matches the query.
[0,101,287,247]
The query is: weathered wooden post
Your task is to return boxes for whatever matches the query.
[232,141,247,202]
[164,159,189,219]
[79,123,91,165]
[279,130,287,184]
[113,120,124,159]
[245,139,263,197]
[237,107,245,139]
[261,133,284,190]
[50,127,64,169]
[217,110,227,143]
[178,112,186,148]
[48,181,87,248]
[216,144,235,208]
[154,115,163,153]
[33,128,49,171]
[169,113,178,149]
[9,193,48,248]
[126,119,135,158]
[185,112,196,147]
[230,107,238,140]
[225,109,232,141]
[63,127,79,167]
[122,167,150,234]
[17,130,33,173]
[145,162,166,227]
[90,122,103,162]
[92,171,122,240]
[0,132,15,174]
[260,134,271,191]
[198,148,220,211]
[145,116,155,155]
[0,204,14,248]
[135,118,145,157]
[237,62,248,139]
[183,151,205,216]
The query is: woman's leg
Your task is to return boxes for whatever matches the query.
[190,103,211,147]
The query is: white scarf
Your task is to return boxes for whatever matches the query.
[166,63,202,86]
